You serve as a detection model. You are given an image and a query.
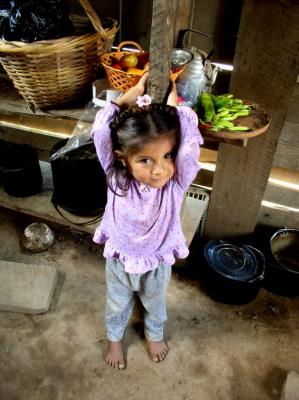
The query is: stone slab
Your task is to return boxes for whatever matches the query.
[281,371,299,400]
[0,260,57,314]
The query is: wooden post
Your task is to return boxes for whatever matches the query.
[148,0,192,101]
[203,1,299,239]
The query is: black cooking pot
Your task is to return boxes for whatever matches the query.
[202,240,265,304]
[262,228,299,296]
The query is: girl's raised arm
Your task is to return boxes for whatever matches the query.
[165,79,203,190]
[174,106,204,191]
[115,72,148,109]
[91,103,120,174]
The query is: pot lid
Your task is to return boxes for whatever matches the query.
[204,240,265,282]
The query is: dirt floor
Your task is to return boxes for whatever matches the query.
[0,207,299,400]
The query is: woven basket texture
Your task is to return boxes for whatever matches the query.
[0,0,118,110]
[101,41,184,92]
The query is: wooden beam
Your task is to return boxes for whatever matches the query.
[148,0,192,101]
[203,1,299,239]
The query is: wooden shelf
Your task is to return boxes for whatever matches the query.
[202,134,249,147]
[0,74,97,124]
[0,74,98,159]
[0,186,97,235]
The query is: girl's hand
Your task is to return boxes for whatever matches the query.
[166,80,178,107]
[115,72,148,108]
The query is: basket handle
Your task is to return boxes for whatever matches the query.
[116,41,144,53]
[78,0,108,38]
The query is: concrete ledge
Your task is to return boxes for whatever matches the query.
[0,260,57,314]
[0,186,97,234]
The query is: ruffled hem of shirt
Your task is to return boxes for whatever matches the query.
[93,232,189,274]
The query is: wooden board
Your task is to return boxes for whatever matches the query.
[203,1,299,240]
[148,0,192,102]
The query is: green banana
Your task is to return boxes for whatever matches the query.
[232,99,243,104]
[215,120,234,128]
[227,126,250,131]
[233,110,250,117]
[228,106,247,112]
[214,99,233,108]
[213,123,227,129]
[216,110,230,117]
[219,115,239,121]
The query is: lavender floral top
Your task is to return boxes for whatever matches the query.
[91,102,203,274]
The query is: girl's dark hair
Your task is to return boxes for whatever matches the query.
[108,103,181,195]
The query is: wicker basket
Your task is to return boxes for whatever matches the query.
[101,41,184,92]
[0,0,118,110]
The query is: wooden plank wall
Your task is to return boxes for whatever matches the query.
[203,1,299,239]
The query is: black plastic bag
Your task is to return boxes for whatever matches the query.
[0,140,43,197]
[0,0,74,42]
[50,139,107,217]
[0,1,10,40]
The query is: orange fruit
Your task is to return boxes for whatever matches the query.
[126,67,144,75]
[111,63,122,70]
[120,54,138,68]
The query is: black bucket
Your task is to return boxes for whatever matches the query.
[0,141,43,197]
[251,226,299,297]
[264,228,299,296]
[50,139,107,216]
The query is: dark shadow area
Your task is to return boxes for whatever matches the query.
[213,0,244,64]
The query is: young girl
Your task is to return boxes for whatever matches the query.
[91,73,203,369]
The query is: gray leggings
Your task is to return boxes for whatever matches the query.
[105,259,172,342]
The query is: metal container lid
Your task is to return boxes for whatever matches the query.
[171,48,193,68]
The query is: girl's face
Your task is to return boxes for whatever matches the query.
[124,135,176,189]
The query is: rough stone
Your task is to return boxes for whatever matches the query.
[22,222,54,253]
[0,260,57,314]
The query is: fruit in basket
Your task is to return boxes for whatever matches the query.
[120,54,138,68]
[126,67,144,75]
[111,63,122,70]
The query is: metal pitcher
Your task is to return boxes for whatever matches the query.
[175,29,220,106]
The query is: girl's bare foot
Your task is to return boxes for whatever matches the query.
[146,339,169,362]
[106,340,125,369]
